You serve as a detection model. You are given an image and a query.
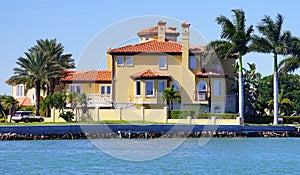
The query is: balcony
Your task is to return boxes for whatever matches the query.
[194,91,208,101]
[225,94,237,113]
[86,94,112,107]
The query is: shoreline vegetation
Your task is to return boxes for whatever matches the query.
[0,123,299,140]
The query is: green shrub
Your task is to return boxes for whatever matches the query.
[245,116,300,124]
[245,116,273,124]
[19,106,35,111]
[169,110,238,119]
[59,111,74,122]
[282,116,300,124]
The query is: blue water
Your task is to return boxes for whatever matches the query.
[0,138,300,175]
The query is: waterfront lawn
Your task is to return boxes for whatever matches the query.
[0,120,165,126]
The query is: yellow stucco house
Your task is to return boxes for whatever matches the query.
[106,20,237,113]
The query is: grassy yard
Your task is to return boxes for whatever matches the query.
[0,120,165,126]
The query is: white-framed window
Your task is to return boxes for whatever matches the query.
[134,80,141,97]
[16,85,25,97]
[100,86,106,95]
[159,56,167,69]
[117,56,124,66]
[189,56,197,69]
[145,80,155,97]
[213,80,222,97]
[106,86,111,94]
[69,85,82,93]
[171,81,180,91]
[125,56,133,66]
[146,36,149,41]
[100,85,111,95]
[158,80,166,96]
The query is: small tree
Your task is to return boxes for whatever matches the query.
[162,85,181,110]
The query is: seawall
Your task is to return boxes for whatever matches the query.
[0,124,298,140]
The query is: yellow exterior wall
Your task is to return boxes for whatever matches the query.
[221,58,235,94]
[112,54,200,106]
[106,54,112,71]
[65,83,111,94]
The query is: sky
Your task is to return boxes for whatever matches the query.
[1,0,300,95]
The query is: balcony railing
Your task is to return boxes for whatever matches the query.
[86,94,112,107]
[194,91,208,101]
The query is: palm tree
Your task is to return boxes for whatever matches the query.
[268,89,293,116]
[162,85,181,110]
[209,9,254,122]
[279,57,300,73]
[29,39,75,95]
[9,51,59,115]
[250,14,291,124]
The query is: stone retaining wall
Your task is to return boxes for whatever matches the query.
[0,125,298,140]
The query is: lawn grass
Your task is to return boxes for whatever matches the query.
[0,120,165,126]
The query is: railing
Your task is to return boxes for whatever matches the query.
[194,91,208,101]
[226,94,236,103]
[225,94,237,113]
[86,94,112,107]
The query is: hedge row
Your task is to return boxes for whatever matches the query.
[170,110,300,124]
[245,116,300,124]
[169,110,238,119]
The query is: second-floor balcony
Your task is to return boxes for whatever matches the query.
[86,94,112,107]
[194,91,209,101]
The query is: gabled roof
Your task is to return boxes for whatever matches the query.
[107,40,205,54]
[137,26,180,36]
[60,70,112,83]
[130,69,171,79]
[16,97,33,107]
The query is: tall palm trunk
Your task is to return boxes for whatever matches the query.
[273,54,279,124]
[35,81,41,115]
[238,55,245,123]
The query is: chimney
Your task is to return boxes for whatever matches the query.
[181,22,190,68]
[157,20,166,42]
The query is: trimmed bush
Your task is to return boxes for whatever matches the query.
[59,111,74,122]
[245,116,300,124]
[169,110,238,119]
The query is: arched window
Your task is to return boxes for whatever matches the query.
[198,80,207,92]
[171,81,180,91]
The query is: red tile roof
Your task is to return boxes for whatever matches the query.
[130,69,171,79]
[107,40,205,54]
[137,26,180,36]
[196,71,228,78]
[60,70,112,82]
[16,97,33,107]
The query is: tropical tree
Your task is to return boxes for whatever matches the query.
[162,85,181,110]
[250,14,292,124]
[0,95,19,122]
[279,57,300,73]
[9,51,60,115]
[209,9,254,122]
[9,39,75,116]
[29,39,75,95]
[268,89,293,115]
[279,37,300,73]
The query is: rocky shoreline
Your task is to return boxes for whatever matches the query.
[0,124,299,140]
